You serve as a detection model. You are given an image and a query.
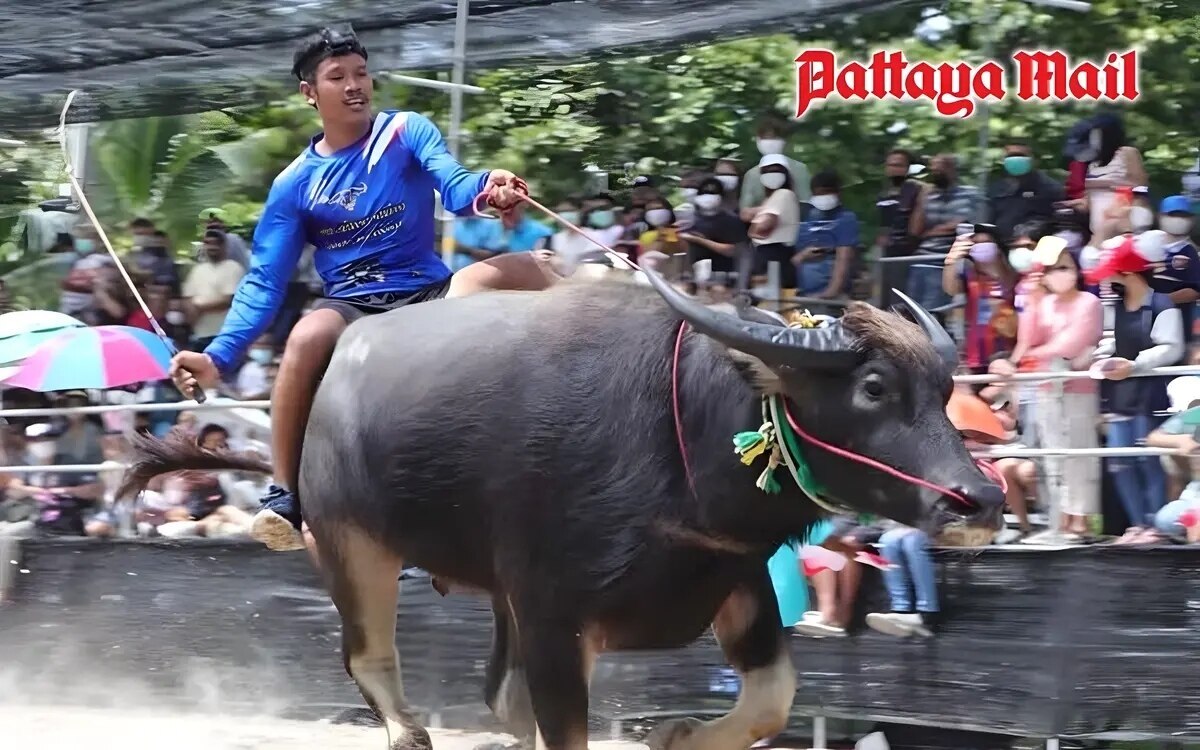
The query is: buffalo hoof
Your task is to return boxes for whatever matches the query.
[643,717,705,750]
[389,723,433,750]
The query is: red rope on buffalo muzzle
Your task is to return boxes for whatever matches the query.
[676,324,991,510]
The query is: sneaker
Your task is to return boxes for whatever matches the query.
[866,612,932,638]
[249,485,305,552]
[792,617,846,638]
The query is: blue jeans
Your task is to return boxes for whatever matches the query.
[879,528,938,613]
[797,256,834,296]
[1106,415,1167,527]
[1153,483,1200,537]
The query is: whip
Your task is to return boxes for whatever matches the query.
[58,91,207,403]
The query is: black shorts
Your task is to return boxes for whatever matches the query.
[313,278,452,325]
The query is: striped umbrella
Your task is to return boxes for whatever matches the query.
[0,309,87,366]
[3,325,172,392]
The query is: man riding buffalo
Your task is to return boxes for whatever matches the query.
[123,248,1003,750]
[166,27,557,552]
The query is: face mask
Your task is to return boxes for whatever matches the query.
[715,175,739,192]
[1161,216,1194,237]
[760,172,786,190]
[166,310,186,326]
[645,209,672,228]
[1075,146,1098,163]
[694,194,722,212]
[1008,246,1035,274]
[132,235,151,249]
[1045,268,1077,294]
[810,194,839,212]
[680,188,698,202]
[1003,155,1033,176]
[557,210,579,226]
[249,349,273,365]
[930,172,950,189]
[756,138,785,155]
[28,442,56,463]
[969,242,999,264]
[588,210,615,229]
[74,238,95,254]
[1089,128,1102,150]
[1130,206,1155,231]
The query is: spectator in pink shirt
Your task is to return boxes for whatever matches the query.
[992,246,1103,539]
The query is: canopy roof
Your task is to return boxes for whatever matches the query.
[1,0,906,129]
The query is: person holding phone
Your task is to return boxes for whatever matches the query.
[793,170,859,299]
[942,223,1018,372]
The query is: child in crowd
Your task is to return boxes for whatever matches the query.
[866,390,1008,637]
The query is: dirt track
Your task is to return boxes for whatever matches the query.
[0,705,649,750]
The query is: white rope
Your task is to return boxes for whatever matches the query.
[57,91,171,346]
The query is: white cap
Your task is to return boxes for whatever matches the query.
[1168,375,1200,412]
[758,153,790,170]
[1134,229,1169,263]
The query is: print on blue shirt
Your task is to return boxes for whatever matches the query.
[205,111,490,372]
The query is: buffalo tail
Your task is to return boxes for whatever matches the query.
[116,430,273,500]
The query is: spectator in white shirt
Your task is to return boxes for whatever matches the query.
[183,230,246,351]
[747,154,802,289]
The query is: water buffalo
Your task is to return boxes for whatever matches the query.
[121,269,1003,750]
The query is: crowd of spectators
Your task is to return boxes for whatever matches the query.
[1,109,1200,642]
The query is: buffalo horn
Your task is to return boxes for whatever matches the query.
[640,266,860,370]
[890,288,958,372]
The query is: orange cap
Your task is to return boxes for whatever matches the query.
[947,390,1008,443]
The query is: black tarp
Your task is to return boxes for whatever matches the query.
[3,538,1200,743]
[0,0,909,128]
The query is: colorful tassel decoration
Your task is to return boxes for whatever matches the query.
[755,446,783,494]
[732,422,775,466]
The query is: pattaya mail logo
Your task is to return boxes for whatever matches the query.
[794,49,1139,119]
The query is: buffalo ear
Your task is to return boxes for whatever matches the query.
[725,347,783,394]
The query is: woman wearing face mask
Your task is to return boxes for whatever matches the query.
[739,116,811,220]
[995,247,1103,540]
[682,177,746,276]
[636,196,686,259]
[713,159,743,214]
[942,227,1019,372]
[546,196,602,272]
[575,193,626,265]
[794,170,859,300]
[747,154,802,289]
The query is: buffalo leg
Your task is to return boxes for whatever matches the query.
[511,605,596,750]
[322,527,430,750]
[480,597,536,749]
[644,571,795,750]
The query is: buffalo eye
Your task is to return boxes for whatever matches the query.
[862,375,886,401]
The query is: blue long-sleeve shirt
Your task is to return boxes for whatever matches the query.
[204,110,489,372]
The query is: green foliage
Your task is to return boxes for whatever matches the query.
[90,115,237,250]
[6,0,1200,267]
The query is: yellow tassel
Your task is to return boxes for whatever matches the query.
[739,440,768,465]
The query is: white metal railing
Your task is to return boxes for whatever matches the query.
[0,399,269,418]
